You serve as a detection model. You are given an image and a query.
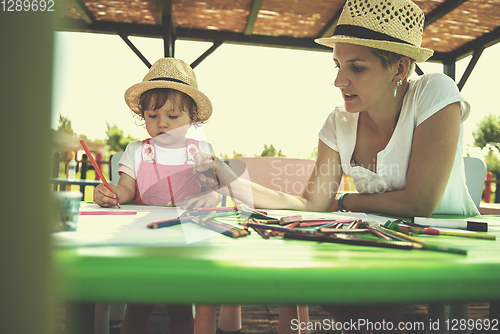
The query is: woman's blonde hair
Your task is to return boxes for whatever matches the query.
[371,48,416,79]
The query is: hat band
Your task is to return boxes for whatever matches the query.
[149,77,190,86]
[333,24,413,46]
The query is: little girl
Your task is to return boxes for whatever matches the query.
[93,58,231,334]
[94,57,219,210]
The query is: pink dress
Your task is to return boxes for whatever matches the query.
[131,138,201,206]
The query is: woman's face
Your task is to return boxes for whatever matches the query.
[333,43,396,113]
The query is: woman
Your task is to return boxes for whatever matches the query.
[186,0,478,218]
[185,0,479,332]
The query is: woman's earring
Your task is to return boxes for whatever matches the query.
[394,80,403,98]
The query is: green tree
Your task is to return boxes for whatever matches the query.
[56,115,75,135]
[484,150,500,176]
[220,151,246,160]
[105,123,138,152]
[309,146,318,159]
[473,114,500,153]
[260,144,286,157]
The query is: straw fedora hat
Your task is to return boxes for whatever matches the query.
[315,0,433,62]
[125,58,212,122]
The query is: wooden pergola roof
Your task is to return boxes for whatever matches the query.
[57,0,500,86]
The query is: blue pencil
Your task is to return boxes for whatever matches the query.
[147,217,193,229]
[241,222,317,235]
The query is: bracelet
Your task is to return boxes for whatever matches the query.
[338,193,349,212]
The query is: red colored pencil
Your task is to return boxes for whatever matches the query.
[80,140,121,208]
[170,171,200,205]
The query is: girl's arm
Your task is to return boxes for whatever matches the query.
[341,102,462,217]
[192,139,344,212]
[93,173,136,207]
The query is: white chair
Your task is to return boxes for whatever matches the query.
[464,156,487,208]
[110,152,124,185]
[233,156,316,196]
[427,157,487,334]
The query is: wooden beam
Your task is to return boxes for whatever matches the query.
[119,34,152,68]
[317,7,343,38]
[67,0,94,24]
[162,16,175,57]
[457,47,483,91]
[191,41,223,69]
[55,19,329,52]
[244,0,264,36]
[443,62,456,81]
[156,0,176,57]
[430,26,500,63]
[424,0,469,28]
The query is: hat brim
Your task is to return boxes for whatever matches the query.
[124,81,212,122]
[315,35,434,63]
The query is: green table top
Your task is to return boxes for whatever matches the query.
[53,204,500,305]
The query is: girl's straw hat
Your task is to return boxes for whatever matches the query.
[125,58,212,122]
[315,0,433,62]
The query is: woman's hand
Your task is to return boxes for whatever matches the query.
[93,183,120,207]
[192,152,243,190]
[179,190,223,210]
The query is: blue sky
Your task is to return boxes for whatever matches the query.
[52,32,500,159]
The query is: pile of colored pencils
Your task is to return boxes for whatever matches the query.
[238,214,484,256]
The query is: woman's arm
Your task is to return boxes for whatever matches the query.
[191,139,344,212]
[341,102,462,217]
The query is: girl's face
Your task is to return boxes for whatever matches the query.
[144,97,196,148]
[333,43,396,114]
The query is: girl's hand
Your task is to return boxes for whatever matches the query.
[93,183,120,207]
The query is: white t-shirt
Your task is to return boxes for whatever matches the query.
[118,140,214,180]
[319,72,479,215]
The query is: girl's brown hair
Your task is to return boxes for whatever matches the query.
[139,88,198,121]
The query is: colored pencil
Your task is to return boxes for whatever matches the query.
[401,226,496,240]
[371,223,425,244]
[193,206,241,212]
[241,222,317,235]
[199,211,216,223]
[169,171,200,205]
[205,219,248,238]
[283,233,467,255]
[366,223,393,240]
[240,204,276,220]
[283,233,416,250]
[320,228,369,233]
[147,217,193,229]
[250,218,270,239]
[369,222,467,255]
[80,139,121,208]
[80,210,137,215]
[203,220,239,238]
[212,218,247,233]
[187,211,237,218]
[308,221,340,232]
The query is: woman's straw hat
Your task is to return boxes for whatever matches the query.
[125,58,212,122]
[315,0,433,62]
